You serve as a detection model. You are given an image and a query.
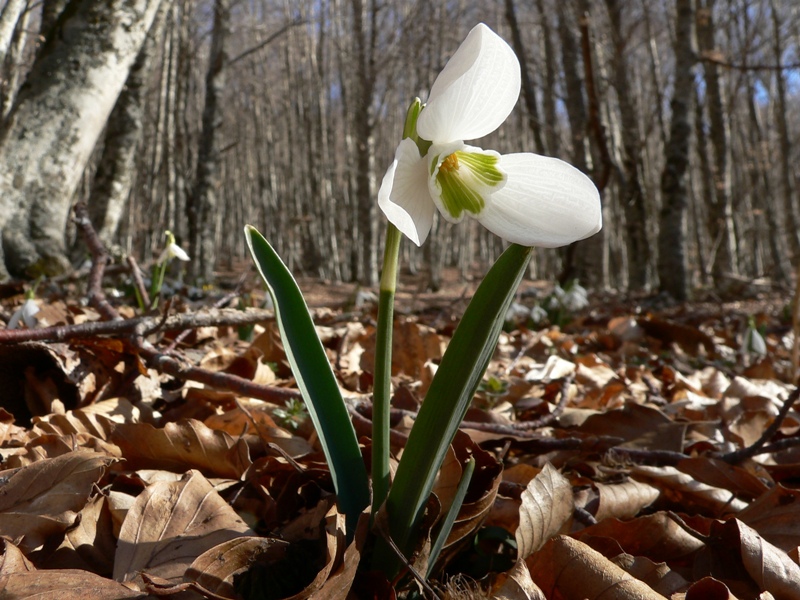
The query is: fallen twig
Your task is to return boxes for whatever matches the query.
[720,385,800,464]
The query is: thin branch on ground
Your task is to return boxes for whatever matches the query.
[720,385,800,464]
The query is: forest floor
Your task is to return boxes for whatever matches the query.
[0,249,799,599]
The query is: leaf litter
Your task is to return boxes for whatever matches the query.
[1,227,800,597]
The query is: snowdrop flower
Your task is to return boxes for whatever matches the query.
[742,319,767,356]
[561,281,589,311]
[8,298,39,329]
[530,304,548,324]
[505,301,530,325]
[158,230,190,263]
[378,23,602,247]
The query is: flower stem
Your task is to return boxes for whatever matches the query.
[372,222,401,514]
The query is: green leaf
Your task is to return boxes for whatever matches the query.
[383,243,532,565]
[244,225,369,536]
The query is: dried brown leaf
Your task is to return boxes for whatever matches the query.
[611,553,689,597]
[0,451,112,553]
[0,569,144,599]
[578,402,687,451]
[490,560,546,600]
[516,463,573,560]
[737,484,800,552]
[685,576,741,600]
[593,479,660,521]
[528,535,668,599]
[187,536,289,598]
[0,539,34,574]
[630,465,748,515]
[110,418,251,479]
[113,470,252,585]
[575,512,705,562]
[727,518,800,600]
[47,494,117,575]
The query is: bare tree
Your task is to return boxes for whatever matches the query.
[187,0,230,283]
[606,0,650,290]
[696,0,736,284]
[89,1,170,248]
[0,0,162,279]
[657,0,696,300]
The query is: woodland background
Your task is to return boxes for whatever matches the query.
[0,0,798,297]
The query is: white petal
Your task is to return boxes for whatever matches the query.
[21,299,40,328]
[378,138,436,246]
[478,153,602,247]
[417,23,521,143]
[169,243,190,261]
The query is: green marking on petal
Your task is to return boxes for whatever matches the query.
[435,150,505,219]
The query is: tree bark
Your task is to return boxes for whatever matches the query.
[605,0,650,290]
[187,0,230,283]
[696,0,736,284]
[0,0,30,119]
[0,0,27,68]
[0,0,162,279]
[349,0,377,286]
[657,0,696,301]
[504,0,544,154]
[89,0,169,248]
[769,0,800,260]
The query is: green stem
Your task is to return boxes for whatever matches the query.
[372,223,402,514]
[150,260,167,309]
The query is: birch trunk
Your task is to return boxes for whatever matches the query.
[0,0,162,279]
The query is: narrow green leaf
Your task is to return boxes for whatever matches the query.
[383,243,532,565]
[244,225,369,536]
[427,456,475,578]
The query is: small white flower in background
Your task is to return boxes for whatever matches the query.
[530,304,548,324]
[505,301,530,325]
[560,281,589,312]
[378,23,602,247]
[8,298,40,329]
[742,319,767,356]
[158,230,190,263]
[355,289,378,309]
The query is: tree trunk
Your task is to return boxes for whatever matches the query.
[187,0,230,283]
[0,0,30,119]
[504,0,544,154]
[88,0,169,248]
[350,0,377,285]
[0,0,27,68]
[696,0,736,284]
[606,0,650,290]
[657,0,696,301]
[769,0,800,260]
[0,0,162,279]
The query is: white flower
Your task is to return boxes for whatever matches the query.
[561,282,589,311]
[505,301,530,325]
[8,298,40,329]
[158,242,190,263]
[743,323,767,356]
[378,23,602,247]
[530,304,548,324]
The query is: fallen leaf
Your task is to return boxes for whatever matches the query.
[515,463,573,560]
[0,569,144,599]
[0,451,112,553]
[528,535,668,599]
[113,470,252,585]
[110,418,251,479]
